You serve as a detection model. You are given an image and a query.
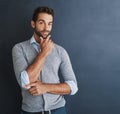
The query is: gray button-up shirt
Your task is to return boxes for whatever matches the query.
[12,36,78,112]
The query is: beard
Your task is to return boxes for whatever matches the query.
[34,28,50,39]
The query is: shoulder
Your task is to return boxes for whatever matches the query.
[12,40,30,56]
[54,43,69,56]
[54,43,66,52]
[12,40,30,51]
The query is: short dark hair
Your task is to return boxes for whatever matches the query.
[32,6,54,22]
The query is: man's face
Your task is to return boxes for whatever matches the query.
[32,13,53,39]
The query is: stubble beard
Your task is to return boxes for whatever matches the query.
[34,28,50,39]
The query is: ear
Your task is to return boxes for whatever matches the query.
[31,21,35,28]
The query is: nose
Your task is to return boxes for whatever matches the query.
[44,24,49,30]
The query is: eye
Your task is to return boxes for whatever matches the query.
[49,23,53,26]
[39,21,44,24]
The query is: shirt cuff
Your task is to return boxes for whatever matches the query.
[21,70,30,89]
[65,80,78,95]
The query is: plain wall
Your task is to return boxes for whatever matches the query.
[1,0,120,114]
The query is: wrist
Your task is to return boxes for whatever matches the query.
[42,83,50,93]
[40,51,49,58]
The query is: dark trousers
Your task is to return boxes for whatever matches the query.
[21,107,67,114]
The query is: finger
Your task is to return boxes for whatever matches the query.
[29,89,37,94]
[40,37,44,43]
[49,41,54,47]
[30,89,40,96]
[45,35,51,42]
[29,85,39,91]
[49,39,52,42]
[29,87,36,92]
[32,92,41,96]
[48,39,54,46]
[26,82,36,88]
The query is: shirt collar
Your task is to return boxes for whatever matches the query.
[30,35,39,46]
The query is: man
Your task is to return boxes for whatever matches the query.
[12,6,78,114]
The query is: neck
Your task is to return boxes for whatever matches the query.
[34,32,40,44]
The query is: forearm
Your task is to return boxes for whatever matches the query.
[44,83,71,95]
[27,52,47,83]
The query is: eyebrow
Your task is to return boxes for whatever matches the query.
[38,19,45,22]
[38,19,53,23]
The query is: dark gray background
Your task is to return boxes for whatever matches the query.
[1,0,120,114]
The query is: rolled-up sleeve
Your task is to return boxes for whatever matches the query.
[12,44,29,88]
[21,70,30,89]
[65,80,78,95]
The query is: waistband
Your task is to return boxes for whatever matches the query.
[21,106,65,114]
[21,110,51,114]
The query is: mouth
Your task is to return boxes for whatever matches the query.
[43,34,50,39]
[42,32,49,35]
[41,32,50,38]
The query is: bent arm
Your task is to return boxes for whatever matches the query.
[26,52,47,83]
[59,47,78,95]
[27,81,71,95]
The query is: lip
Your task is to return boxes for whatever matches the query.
[43,32,49,35]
